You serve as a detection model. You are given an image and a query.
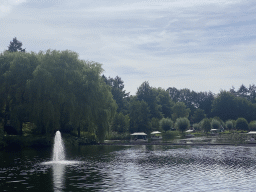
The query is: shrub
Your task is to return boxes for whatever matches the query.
[249,121,256,131]
[193,123,201,131]
[159,118,173,132]
[225,120,234,130]
[175,117,190,133]
[202,118,211,133]
[106,131,130,140]
[162,131,179,141]
[211,119,221,129]
[235,118,248,131]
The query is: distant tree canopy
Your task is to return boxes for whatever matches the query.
[137,81,163,119]
[102,75,129,114]
[2,44,256,141]
[128,97,151,134]
[171,102,190,122]
[211,91,256,122]
[0,50,117,141]
[8,37,26,52]
[167,87,214,117]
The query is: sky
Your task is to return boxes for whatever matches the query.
[1,0,256,95]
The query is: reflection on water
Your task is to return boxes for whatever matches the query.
[1,145,256,191]
[52,163,65,192]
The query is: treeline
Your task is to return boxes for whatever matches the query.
[106,78,256,134]
[1,48,256,142]
[0,50,116,142]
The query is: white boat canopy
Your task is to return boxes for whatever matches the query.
[247,131,256,134]
[130,132,147,136]
[185,130,194,133]
[151,131,161,134]
[210,129,218,132]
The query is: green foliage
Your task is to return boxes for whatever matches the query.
[112,112,130,133]
[151,118,160,131]
[8,37,26,52]
[211,91,236,121]
[225,120,234,130]
[211,119,221,129]
[211,90,256,122]
[171,102,190,122]
[0,50,117,142]
[193,123,201,131]
[202,118,211,133]
[249,121,256,131]
[155,88,174,118]
[129,98,151,134]
[106,131,130,140]
[192,108,206,123]
[235,118,249,131]
[162,130,179,141]
[167,87,214,117]
[175,117,190,133]
[159,118,173,132]
[103,75,129,114]
[136,81,163,119]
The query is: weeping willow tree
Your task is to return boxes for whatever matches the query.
[0,49,117,141]
[0,51,38,135]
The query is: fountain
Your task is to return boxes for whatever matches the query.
[52,131,65,162]
[42,131,79,165]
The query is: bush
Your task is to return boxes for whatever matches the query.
[225,120,234,130]
[159,118,173,132]
[202,118,211,133]
[235,118,248,131]
[175,117,190,133]
[211,119,221,129]
[193,123,201,131]
[249,121,256,131]
[162,130,179,141]
[106,131,130,140]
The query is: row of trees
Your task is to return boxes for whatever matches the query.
[1,38,256,142]
[106,78,256,135]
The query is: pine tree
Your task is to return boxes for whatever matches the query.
[8,37,26,52]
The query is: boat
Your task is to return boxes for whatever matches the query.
[151,131,162,140]
[245,131,256,144]
[185,129,195,138]
[130,132,148,142]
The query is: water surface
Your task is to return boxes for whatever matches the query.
[1,145,256,191]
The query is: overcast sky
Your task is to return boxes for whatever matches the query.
[1,0,256,95]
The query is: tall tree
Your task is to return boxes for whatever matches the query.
[102,75,129,114]
[211,91,237,121]
[8,37,26,52]
[192,108,206,123]
[171,102,190,122]
[1,49,117,141]
[156,88,174,118]
[137,81,163,119]
[0,51,38,135]
[129,97,151,133]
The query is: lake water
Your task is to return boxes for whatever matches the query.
[1,145,256,191]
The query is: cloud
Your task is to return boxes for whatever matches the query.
[1,0,256,95]
[0,0,26,18]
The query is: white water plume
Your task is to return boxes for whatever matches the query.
[52,131,65,161]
